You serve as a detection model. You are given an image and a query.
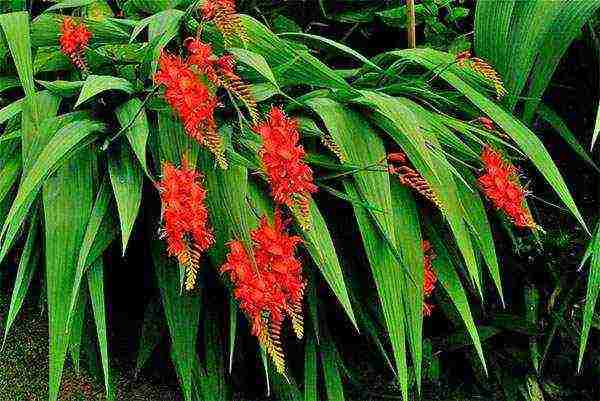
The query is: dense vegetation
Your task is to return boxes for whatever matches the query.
[0,1,599,400]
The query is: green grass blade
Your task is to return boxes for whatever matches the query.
[68,287,86,373]
[43,147,97,401]
[578,221,600,372]
[87,260,115,401]
[0,98,23,125]
[228,296,237,373]
[0,11,35,98]
[108,138,143,255]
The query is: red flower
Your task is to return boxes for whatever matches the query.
[221,211,305,373]
[59,17,91,70]
[478,147,535,228]
[255,107,317,225]
[158,160,214,289]
[154,52,227,167]
[422,241,437,316]
[185,38,220,84]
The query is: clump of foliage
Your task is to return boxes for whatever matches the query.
[0,1,599,401]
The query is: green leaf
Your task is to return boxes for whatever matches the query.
[116,98,150,176]
[537,104,600,173]
[592,101,600,151]
[298,197,357,329]
[135,297,165,377]
[229,47,279,88]
[43,147,97,401]
[20,91,61,173]
[75,75,135,108]
[321,335,345,401]
[397,48,589,234]
[67,177,117,332]
[0,76,20,93]
[390,181,424,391]
[232,15,351,90]
[0,118,104,265]
[278,32,382,72]
[88,260,115,401]
[1,210,38,348]
[426,223,487,373]
[0,98,23,126]
[108,138,143,255]
[455,170,504,305]
[524,286,540,373]
[0,12,35,98]
[345,180,409,401]
[578,221,600,371]
[304,335,318,401]
[522,1,600,121]
[45,0,96,12]
[152,238,201,401]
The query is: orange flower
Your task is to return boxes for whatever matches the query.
[478,147,535,229]
[255,107,317,225]
[59,17,91,70]
[422,241,437,316]
[221,211,305,373]
[158,160,214,289]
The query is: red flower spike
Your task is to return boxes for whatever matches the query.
[256,107,317,226]
[154,52,227,167]
[221,211,305,373]
[158,160,214,290]
[478,147,536,229]
[422,240,437,316]
[59,17,92,71]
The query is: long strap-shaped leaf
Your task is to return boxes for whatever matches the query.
[425,223,487,373]
[151,238,201,401]
[1,209,38,348]
[0,118,105,265]
[578,221,600,372]
[397,48,589,234]
[390,182,424,392]
[108,138,143,255]
[88,260,115,401]
[43,147,96,401]
[357,93,482,298]
[0,11,35,98]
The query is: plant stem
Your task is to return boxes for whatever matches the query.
[407,0,416,48]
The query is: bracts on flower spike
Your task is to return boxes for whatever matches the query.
[387,152,444,212]
[201,0,248,47]
[422,240,437,316]
[158,160,215,290]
